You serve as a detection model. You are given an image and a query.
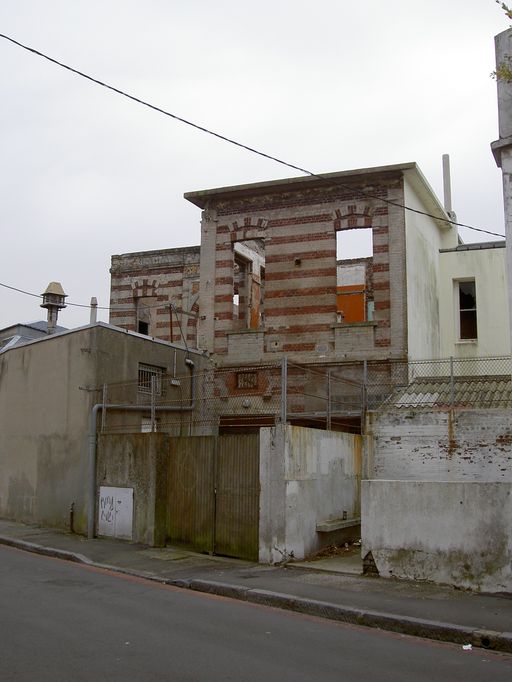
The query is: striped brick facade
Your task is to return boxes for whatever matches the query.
[109,246,200,346]
[187,168,410,366]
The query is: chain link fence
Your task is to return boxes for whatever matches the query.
[94,355,512,434]
[367,355,512,410]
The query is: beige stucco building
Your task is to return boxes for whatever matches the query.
[439,241,510,359]
[0,322,208,535]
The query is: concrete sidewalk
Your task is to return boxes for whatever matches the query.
[1,519,511,653]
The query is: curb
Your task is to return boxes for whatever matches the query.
[2,535,512,654]
[0,535,92,565]
[184,579,512,654]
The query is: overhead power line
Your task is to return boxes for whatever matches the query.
[0,32,506,239]
[0,281,104,309]
[0,281,194,313]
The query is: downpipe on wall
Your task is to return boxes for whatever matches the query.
[87,358,195,539]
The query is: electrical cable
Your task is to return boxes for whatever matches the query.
[0,32,506,238]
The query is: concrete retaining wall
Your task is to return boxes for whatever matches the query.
[362,480,512,593]
[260,425,362,563]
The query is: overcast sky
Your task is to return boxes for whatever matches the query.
[0,0,508,330]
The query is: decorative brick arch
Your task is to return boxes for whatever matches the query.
[231,216,269,243]
[132,279,159,298]
[334,204,375,231]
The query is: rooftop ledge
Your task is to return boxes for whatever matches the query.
[332,321,377,328]
[226,328,265,335]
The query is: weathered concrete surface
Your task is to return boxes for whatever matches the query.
[0,323,207,535]
[367,409,512,482]
[260,425,362,562]
[362,480,512,593]
[97,433,169,546]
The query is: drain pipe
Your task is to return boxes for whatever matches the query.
[87,358,195,539]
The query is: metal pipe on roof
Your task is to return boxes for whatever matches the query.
[442,154,457,222]
[90,297,98,324]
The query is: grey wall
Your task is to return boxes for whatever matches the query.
[0,326,96,532]
[0,323,207,534]
[97,433,169,546]
[362,480,512,593]
[259,425,362,562]
[362,407,512,592]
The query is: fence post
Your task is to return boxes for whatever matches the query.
[280,356,288,424]
[449,356,454,408]
[151,375,157,432]
[361,360,368,433]
[326,370,332,431]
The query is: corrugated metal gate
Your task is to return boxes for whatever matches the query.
[167,434,260,561]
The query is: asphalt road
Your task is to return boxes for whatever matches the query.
[1,545,511,682]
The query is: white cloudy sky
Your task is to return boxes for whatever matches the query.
[0,0,508,329]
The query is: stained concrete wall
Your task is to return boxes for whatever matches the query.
[362,480,512,593]
[363,407,512,591]
[0,326,95,532]
[259,425,362,563]
[0,323,207,535]
[366,409,512,482]
[97,433,169,546]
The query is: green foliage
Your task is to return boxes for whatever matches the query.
[492,2,512,81]
[496,1,512,22]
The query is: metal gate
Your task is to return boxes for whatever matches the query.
[167,434,260,561]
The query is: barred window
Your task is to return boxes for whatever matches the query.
[138,363,164,395]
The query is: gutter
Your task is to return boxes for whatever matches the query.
[87,358,195,539]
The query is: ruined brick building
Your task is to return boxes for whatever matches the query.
[110,245,201,348]
[109,162,508,431]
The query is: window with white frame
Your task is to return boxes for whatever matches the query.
[138,363,164,395]
[457,280,477,340]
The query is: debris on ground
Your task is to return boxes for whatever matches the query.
[306,541,361,560]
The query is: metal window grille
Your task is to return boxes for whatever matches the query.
[138,364,163,395]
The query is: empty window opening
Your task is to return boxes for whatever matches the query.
[232,240,265,330]
[336,258,373,324]
[138,320,149,335]
[336,228,373,261]
[136,297,156,337]
[458,280,477,340]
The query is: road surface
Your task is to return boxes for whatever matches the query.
[1,545,511,681]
